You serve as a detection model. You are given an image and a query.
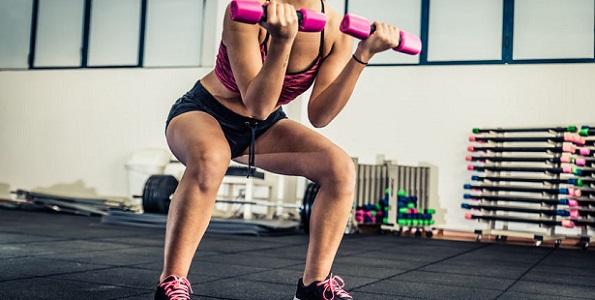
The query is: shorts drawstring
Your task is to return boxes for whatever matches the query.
[245,121,258,178]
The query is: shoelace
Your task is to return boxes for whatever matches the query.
[159,276,193,300]
[316,274,353,300]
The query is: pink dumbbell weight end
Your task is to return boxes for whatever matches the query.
[340,14,422,55]
[562,220,575,228]
[230,0,326,32]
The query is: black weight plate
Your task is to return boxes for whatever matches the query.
[157,175,178,213]
[142,175,178,214]
[142,175,158,213]
[301,182,319,234]
[300,184,312,232]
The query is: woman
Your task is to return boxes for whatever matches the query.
[155,0,401,299]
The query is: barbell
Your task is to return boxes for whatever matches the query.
[140,174,319,233]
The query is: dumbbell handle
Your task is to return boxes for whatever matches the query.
[340,13,422,55]
[230,0,326,32]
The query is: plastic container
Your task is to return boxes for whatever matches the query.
[126,148,171,202]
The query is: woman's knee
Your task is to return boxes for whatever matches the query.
[318,148,356,195]
[183,151,230,192]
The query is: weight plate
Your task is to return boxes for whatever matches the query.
[301,182,319,234]
[142,175,178,214]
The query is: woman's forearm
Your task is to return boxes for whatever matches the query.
[308,53,369,128]
[242,40,293,120]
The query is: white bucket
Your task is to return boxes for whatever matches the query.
[125,148,171,202]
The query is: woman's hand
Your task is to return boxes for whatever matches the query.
[354,21,401,63]
[259,1,299,43]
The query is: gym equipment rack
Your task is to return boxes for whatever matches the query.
[463,125,594,248]
[350,156,440,236]
[300,156,441,236]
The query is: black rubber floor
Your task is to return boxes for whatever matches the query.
[1,208,594,299]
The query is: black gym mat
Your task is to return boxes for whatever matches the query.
[1,208,594,299]
[100,211,301,236]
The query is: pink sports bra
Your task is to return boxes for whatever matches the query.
[215,0,325,106]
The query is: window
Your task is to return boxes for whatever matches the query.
[346,0,422,65]
[428,0,503,62]
[513,0,594,60]
[2,0,593,70]
[143,0,204,67]
[88,0,141,66]
[34,0,85,67]
[0,0,33,69]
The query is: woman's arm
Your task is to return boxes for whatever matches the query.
[223,1,299,120]
[308,17,402,128]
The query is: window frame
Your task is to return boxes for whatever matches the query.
[345,0,595,67]
[1,0,593,70]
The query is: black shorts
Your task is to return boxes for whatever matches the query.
[165,80,287,159]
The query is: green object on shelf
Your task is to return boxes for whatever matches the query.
[397,189,407,197]
[579,128,589,136]
[398,219,407,226]
[412,219,419,226]
[430,220,435,225]
[426,208,436,214]
[375,203,382,210]
[572,168,580,175]
[405,220,412,226]
[577,179,583,186]
[383,217,388,224]
[472,128,480,134]
[370,211,376,217]
[399,208,410,214]
[567,125,577,132]
[407,202,416,209]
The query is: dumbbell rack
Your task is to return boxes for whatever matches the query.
[300,156,440,236]
[463,126,595,248]
[352,157,437,236]
[380,163,434,236]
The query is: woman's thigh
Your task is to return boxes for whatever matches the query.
[236,119,355,185]
[166,111,232,183]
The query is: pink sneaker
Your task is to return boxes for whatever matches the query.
[154,275,193,300]
[294,273,353,300]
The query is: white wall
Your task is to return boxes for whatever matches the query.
[0,68,208,196]
[2,63,594,231]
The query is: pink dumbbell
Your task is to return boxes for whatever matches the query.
[568,188,582,197]
[561,219,575,228]
[340,13,422,55]
[575,158,586,166]
[562,143,576,153]
[230,0,326,32]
